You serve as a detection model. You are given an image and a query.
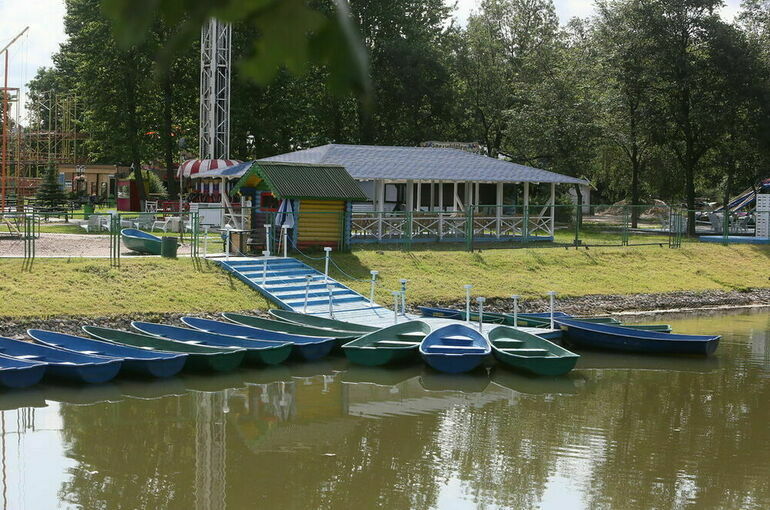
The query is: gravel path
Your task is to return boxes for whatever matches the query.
[0,233,197,257]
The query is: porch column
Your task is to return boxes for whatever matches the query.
[438,181,444,211]
[429,180,435,212]
[406,180,414,211]
[474,183,480,207]
[416,182,422,211]
[496,182,503,238]
[453,182,459,211]
[464,182,472,210]
[550,182,556,237]
[377,180,385,240]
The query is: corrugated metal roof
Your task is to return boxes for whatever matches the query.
[260,144,589,185]
[232,162,369,201]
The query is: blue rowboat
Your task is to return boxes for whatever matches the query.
[0,354,46,389]
[0,337,122,384]
[28,330,187,378]
[121,228,164,255]
[419,324,491,374]
[181,317,337,361]
[132,322,292,365]
[555,318,720,355]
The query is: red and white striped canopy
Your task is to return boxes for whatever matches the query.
[177,159,241,178]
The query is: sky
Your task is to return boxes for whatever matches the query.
[0,0,744,121]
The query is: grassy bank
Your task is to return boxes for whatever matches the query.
[318,242,770,304]
[0,258,266,318]
[0,242,767,318]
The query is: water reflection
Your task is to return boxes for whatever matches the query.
[0,309,766,509]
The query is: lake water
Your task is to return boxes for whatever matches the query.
[0,309,767,509]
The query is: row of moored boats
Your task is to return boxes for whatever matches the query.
[0,307,720,390]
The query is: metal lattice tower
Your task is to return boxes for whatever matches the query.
[199,19,231,160]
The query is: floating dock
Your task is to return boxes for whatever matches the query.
[212,256,560,338]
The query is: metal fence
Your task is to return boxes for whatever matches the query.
[0,202,760,268]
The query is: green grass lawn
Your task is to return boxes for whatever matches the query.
[0,240,767,318]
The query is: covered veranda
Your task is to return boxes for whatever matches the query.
[261,144,589,243]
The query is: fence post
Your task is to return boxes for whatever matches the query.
[523,205,529,244]
[622,205,630,246]
[722,210,729,246]
[465,206,474,252]
[574,203,581,247]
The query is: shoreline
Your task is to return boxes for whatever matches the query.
[1,288,767,338]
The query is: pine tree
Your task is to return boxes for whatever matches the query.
[35,164,67,209]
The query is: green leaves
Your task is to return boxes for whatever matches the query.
[100,0,370,96]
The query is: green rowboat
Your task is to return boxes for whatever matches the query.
[342,321,430,366]
[224,313,360,346]
[82,325,245,373]
[268,309,378,335]
[489,326,580,376]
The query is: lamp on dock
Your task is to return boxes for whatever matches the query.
[262,251,269,285]
[263,224,272,256]
[327,284,336,319]
[392,291,401,324]
[281,225,289,258]
[476,297,486,332]
[511,295,520,327]
[464,284,473,323]
[369,270,378,305]
[547,291,557,330]
[400,279,408,314]
[303,274,313,313]
[323,247,332,283]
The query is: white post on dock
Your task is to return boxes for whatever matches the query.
[476,297,486,332]
[225,227,231,261]
[281,225,288,258]
[400,279,408,314]
[263,224,272,256]
[464,284,473,323]
[323,247,332,283]
[392,291,401,324]
[262,250,270,285]
[547,291,557,330]
[327,284,335,319]
[303,274,312,313]
[511,295,520,327]
[369,270,379,305]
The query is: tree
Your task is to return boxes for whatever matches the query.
[35,164,67,209]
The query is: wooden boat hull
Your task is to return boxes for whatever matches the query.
[269,309,377,335]
[419,324,491,374]
[83,326,245,373]
[183,317,336,361]
[556,318,720,355]
[28,329,187,379]
[121,228,163,255]
[0,356,46,389]
[489,326,579,377]
[342,321,430,367]
[132,322,292,366]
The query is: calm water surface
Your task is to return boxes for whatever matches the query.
[0,309,768,509]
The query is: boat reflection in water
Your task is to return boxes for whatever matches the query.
[0,310,767,509]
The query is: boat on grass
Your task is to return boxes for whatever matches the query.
[83,325,245,373]
[29,329,187,378]
[489,326,579,376]
[419,324,491,374]
[0,354,46,389]
[182,317,337,361]
[132,322,292,365]
[556,318,720,355]
[121,228,165,255]
[0,337,121,384]
[269,309,378,335]
[342,321,430,367]
[223,313,360,345]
